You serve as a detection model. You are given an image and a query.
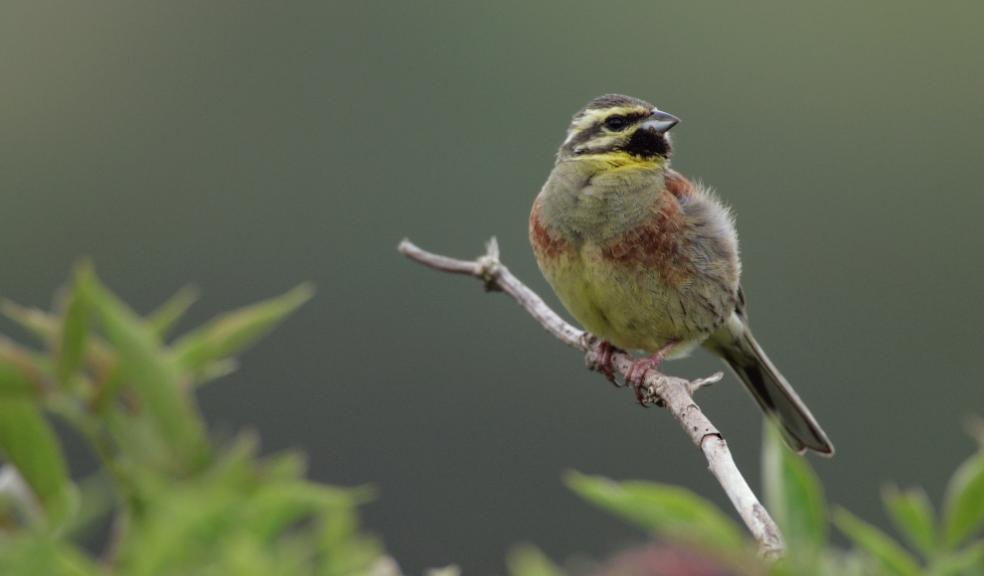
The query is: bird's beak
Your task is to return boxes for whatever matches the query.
[640,109,680,134]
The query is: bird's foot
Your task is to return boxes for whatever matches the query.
[627,354,664,406]
[626,342,677,406]
[584,337,622,386]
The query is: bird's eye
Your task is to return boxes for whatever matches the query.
[604,116,629,131]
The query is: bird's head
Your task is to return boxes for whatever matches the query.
[557,94,679,167]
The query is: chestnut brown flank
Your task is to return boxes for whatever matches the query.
[529,202,571,258]
[664,169,693,199]
[601,200,688,285]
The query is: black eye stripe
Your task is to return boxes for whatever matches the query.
[604,116,629,131]
[602,112,648,132]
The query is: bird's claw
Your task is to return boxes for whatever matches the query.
[627,357,662,406]
[585,337,675,407]
[584,338,621,386]
[626,344,675,406]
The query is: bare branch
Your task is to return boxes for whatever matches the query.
[398,238,785,558]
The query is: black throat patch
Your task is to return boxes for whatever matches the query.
[621,128,671,158]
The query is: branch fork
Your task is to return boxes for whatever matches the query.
[398,237,784,558]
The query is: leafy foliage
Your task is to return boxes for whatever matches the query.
[565,471,744,552]
[762,423,826,559]
[0,267,383,575]
[943,451,984,549]
[507,545,564,576]
[882,486,937,559]
[512,422,984,576]
[5,266,984,575]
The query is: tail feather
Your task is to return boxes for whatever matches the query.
[707,315,834,456]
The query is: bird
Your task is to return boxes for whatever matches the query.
[529,94,833,455]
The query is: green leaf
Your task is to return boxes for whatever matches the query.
[56,264,92,387]
[834,508,921,576]
[89,364,124,413]
[243,481,374,541]
[81,272,207,469]
[565,470,744,550]
[262,450,307,482]
[883,485,937,559]
[194,359,238,386]
[0,399,73,526]
[113,482,242,575]
[929,541,984,576]
[943,450,984,548]
[104,409,176,474]
[507,545,564,576]
[171,284,313,377]
[1,300,59,343]
[763,422,827,555]
[62,474,115,539]
[147,286,199,339]
[316,502,382,575]
[0,533,102,576]
[0,362,36,397]
[0,342,41,397]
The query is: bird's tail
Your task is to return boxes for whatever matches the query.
[706,315,834,456]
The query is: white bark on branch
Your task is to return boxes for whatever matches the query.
[398,237,784,558]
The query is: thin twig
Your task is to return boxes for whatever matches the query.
[398,238,785,558]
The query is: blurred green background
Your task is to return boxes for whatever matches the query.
[2,1,982,572]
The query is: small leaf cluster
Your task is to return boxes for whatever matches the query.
[0,266,381,575]
[510,424,984,576]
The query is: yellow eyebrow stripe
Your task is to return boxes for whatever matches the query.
[570,106,650,132]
